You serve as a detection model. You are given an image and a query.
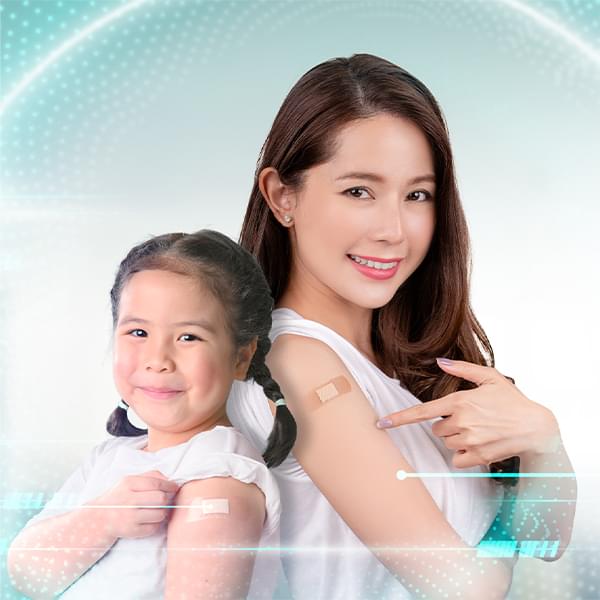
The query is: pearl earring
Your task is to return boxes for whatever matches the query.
[283,215,293,224]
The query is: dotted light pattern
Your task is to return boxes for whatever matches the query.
[1,0,599,193]
[1,1,599,598]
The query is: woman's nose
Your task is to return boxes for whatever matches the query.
[372,200,405,244]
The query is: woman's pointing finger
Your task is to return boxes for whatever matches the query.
[376,396,456,429]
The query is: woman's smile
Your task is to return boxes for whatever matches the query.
[347,254,403,280]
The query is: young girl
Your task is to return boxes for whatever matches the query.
[229,53,576,599]
[7,229,296,599]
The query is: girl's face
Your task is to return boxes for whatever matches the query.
[285,113,436,310]
[113,269,244,440]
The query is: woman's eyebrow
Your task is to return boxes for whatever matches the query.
[335,172,435,185]
[407,174,435,185]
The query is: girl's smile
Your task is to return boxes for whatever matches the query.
[113,269,241,451]
[137,387,184,400]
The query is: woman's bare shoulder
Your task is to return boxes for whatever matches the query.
[264,332,364,426]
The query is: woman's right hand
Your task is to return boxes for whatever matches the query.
[88,470,180,539]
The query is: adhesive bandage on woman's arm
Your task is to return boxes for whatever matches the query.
[311,375,352,404]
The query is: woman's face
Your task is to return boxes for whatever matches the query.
[112,270,241,437]
[288,113,436,310]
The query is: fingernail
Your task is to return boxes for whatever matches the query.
[436,357,454,366]
[376,418,392,429]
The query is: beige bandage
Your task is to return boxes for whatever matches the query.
[186,497,230,522]
[312,375,352,403]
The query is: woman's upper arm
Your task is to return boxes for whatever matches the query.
[165,476,266,600]
[266,334,511,599]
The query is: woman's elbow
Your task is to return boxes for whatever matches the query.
[542,542,568,562]
[468,571,512,600]
[457,559,513,600]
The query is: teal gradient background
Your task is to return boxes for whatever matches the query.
[1,0,599,597]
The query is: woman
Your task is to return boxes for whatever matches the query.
[227,54,576,599]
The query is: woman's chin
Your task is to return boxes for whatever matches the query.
[343,288,400,311]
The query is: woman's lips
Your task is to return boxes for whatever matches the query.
[347,254,402,280]
[138,387,183,400]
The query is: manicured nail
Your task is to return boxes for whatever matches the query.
[436,357,454,366]
[376,418,392,429]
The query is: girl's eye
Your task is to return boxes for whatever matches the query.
[344,187,373,200]
[179,334,201,342]
[407,190,433,202]
[127,329,147,337]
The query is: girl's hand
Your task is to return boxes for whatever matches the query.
[376,358,562,468]
[88,470,180,539]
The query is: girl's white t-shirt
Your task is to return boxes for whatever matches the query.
[24,424,281,599]
[226,308,505,600]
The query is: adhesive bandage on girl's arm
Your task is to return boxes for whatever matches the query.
[165,477,265,600]
[186,497,230,522]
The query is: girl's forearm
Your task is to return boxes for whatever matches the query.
[7,504,118,599]
[509,436,577,560]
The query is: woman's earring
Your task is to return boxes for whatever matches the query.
[283,214,293,224]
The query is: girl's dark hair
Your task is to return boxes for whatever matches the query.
[106,229,297,469]
[239,53,518,485]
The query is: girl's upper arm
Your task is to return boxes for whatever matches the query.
[266,334,512,599]
[165,475,266,600]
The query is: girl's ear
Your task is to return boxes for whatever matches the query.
[233,337,258,380]
[258,167,296,227]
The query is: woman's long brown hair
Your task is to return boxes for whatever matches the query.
[239,54,518,485]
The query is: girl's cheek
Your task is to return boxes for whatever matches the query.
[188,354,220,395]
[112,344,138,392]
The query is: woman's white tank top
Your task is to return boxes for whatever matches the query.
[227,308,504,600]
